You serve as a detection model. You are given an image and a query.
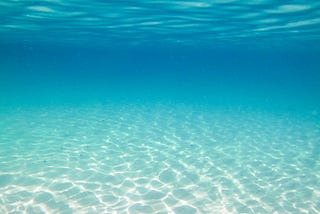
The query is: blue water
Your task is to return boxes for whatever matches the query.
[1,1,320,213]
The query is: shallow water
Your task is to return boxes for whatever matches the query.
[1,0,320,213]
[1,103,320,213]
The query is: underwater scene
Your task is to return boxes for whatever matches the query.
[1,0,320,213]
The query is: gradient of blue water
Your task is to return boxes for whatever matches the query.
[1,44,320,110]
[1,0,320,108]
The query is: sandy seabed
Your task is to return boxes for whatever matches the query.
[0,103,319,213]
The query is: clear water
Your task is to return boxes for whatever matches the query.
[1,1,320,213]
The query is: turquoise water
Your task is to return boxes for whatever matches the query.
[1,0,320,213]
[1,104,320,213]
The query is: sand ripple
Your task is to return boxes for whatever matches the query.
[0,104,319,213]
